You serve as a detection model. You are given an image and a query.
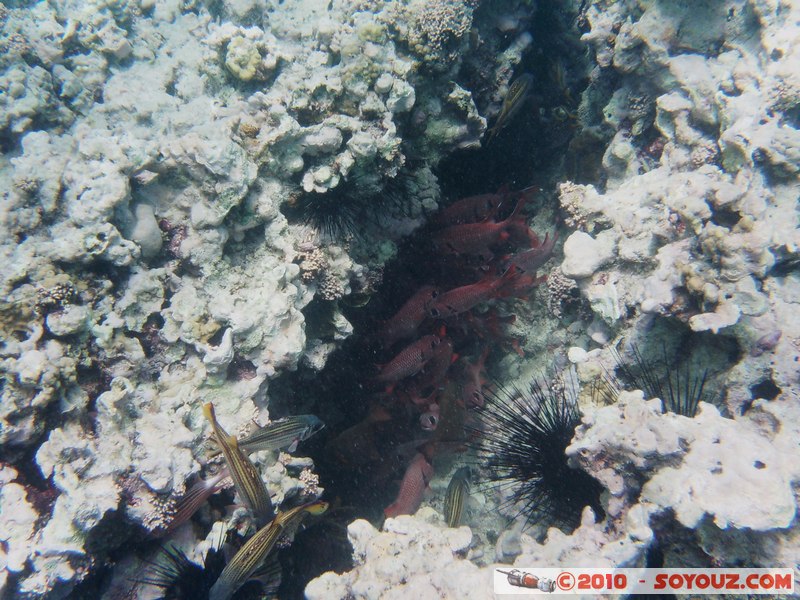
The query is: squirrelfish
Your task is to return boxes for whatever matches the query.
[203,402,274,525]
[503,231,558,275]
[209,500,329,600]
[376,335,441,383]
[384,452,434,518]
[238,414,325,454]
[419,403,440,432]
[458,347,489,409]
[409,336,454,392]
[432,186,509,226]
[432,196,526,257]
[444,466,471,527]
[379,285,439,348]
[428,268,517,319]
[486,73,534,142]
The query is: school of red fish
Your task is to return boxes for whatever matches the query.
[332,186,557,520]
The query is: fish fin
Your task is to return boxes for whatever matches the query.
[503,195,526,224]
[202,402,215,424]
[287,439,299,453]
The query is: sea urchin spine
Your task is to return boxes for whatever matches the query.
[475,377,604,530]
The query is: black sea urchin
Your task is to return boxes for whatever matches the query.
[475,378,605,531]
[136,545,224,600]
[286,190,363,240]
[136,542,275,600]
[613,343,708,418]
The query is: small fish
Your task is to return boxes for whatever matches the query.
[384,452,434,519]
[409,336,455,392]
[503,231,558,275]
[203,402,274,525]
[751,330,782,357]
[428,268,518,319]
[433,196,526,257]
[432,185,510,226]
[379,285,440,348]
[444,467,471,527]
[209,500,329,600]
[486,73,534,143]
[493,267,547,300]
[238,415,325,454]
[326,405,391,467]
[551,105,577,122]
[161,468,230,535]
[376,335,441,383]
[458,347,489,409]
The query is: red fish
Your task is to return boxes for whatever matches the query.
[384,452,434,518]
[376,335,441,383]
[396,380,440,408]
[459,347,489,408]
[465,308,524,356]
[432,185,510,226]
[503,231,558,274]
[495,270,547,299]
[428,269,517,319]
[433,196,526,257]
[379,285,439,347]
[419,403,440,431]
[410,336,455,392]
[464,307,515,341]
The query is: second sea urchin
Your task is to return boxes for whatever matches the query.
[475,377,604,531]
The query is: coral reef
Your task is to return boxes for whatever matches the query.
[306,509,483,599]
[0,0,531,596]
[305,0,800,594]
[1,0,798,596]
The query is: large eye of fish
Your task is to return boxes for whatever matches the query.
[429,307,440,318]
[420,414,439,429]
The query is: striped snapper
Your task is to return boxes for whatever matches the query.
[209,501,329,600]
[444,467,471,527]
[203,402,274,525]
[486,73,534,143]
[238,414,325,454]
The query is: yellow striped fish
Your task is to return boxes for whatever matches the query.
[444,467,471,527]
[203,402,274,525]
[209,501,329,600]
[486,73,534,143]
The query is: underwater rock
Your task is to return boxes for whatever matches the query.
[570,392,799,531]
[561,230,616,279]
[305,509,482,600]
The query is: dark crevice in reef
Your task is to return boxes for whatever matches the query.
[618,316,742,413]
[268,4,596,597]
[749,377,781,402]
[443,0,592,197]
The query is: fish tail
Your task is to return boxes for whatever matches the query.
[202,402,216,427]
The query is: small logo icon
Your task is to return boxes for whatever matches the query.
[497,569,557,592]
[557,571,576,591]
